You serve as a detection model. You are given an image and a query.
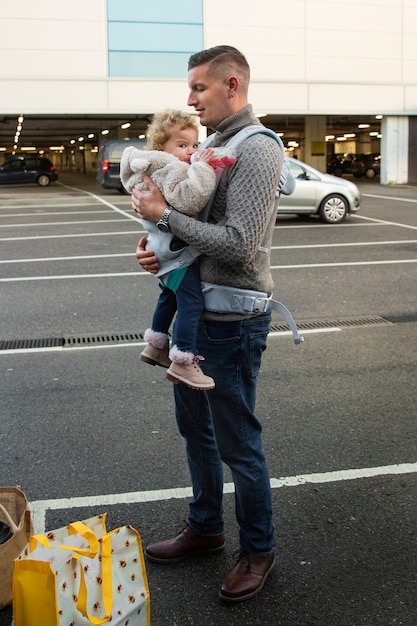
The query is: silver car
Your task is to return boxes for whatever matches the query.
[278,157,361,224]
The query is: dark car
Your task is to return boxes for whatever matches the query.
[0,156,58,186]
[96,138,146,192]
[351,153,380,178]
[327,153,356,176]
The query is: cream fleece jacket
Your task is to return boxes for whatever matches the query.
[120,147,216,214]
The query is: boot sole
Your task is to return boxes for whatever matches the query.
[145,543,225,564]
[219,555,276,603]
[166,371,215,390]
[140,354,170,368]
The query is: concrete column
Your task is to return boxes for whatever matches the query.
[408,116,417,185]
[304,116,327,171]
[380,116,409,185]
[83,147,94,174]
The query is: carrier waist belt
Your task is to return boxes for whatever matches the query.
[201,282,304,345]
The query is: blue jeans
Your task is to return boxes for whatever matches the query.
[152,263,204,354]
[172,312,275,556]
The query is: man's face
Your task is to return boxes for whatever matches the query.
[187,62,233,128]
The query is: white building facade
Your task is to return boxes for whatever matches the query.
[1,0,416,183]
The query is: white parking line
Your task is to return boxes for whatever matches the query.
[0,253,133,264]
[57,183,142,224]
[362,193,417,204]
[0,231,140,242]
[1,239,416,263]
[30,461,417,533]
[2,258,416,282]
[271,239,417,250]
[0,218,128,228]
[354,214,417,230]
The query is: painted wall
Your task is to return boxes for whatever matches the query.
[0,0,416,116]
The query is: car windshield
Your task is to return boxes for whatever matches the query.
[290,160,320,181]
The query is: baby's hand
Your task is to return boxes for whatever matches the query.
[193,148,215,164]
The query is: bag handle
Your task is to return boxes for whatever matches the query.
[74,532,113,624]
[30,520,99,557]
[0,502,19,534]
[30,521,113,624]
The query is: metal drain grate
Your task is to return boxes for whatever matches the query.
[0,337,64,350]
[270,315,393,333]
[0,316,399,351]
[64,332,142,346]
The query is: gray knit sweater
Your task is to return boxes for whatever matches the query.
[168,104,283,318]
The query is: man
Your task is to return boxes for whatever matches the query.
[132,45,283,603]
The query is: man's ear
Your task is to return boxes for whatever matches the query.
[226,76,238,98]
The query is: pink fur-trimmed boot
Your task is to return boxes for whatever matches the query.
[140,329,171,368]
[166,345,215,390]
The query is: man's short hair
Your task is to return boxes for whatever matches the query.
[188,45,250,83]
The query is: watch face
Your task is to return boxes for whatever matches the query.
[157,222,169,232]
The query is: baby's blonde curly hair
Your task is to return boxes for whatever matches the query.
[146,109,199,151]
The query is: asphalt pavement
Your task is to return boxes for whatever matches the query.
[1,173,416,625]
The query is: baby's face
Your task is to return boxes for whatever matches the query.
[163,126,199,163]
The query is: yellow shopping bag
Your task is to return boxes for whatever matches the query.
[12,514,150,626]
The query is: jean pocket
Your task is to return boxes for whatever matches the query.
[249,330,268,377]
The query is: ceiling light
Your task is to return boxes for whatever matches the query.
[21,147,37,151]
[337,136,347,141]
[50,145,65,151]
[375,115,383,120]
[88,133,95,139]
[358,124,370,129]
[138,134,146,139]
[121,122,131,129]
[78,136,84,142]
[70,139,76,144]
[101,129,110,135]
[18,115,24,123]
[344,133,356,138]
[325,135,335,141]
[369,132,379,137]
[255,113,267,118]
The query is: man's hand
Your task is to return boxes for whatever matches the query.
[136,236,160,274]
[131,176,166,223]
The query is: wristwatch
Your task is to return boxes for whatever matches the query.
[157,206,172,232]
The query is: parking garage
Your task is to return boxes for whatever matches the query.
[0,112,385,178]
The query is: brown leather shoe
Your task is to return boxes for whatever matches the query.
[219,551,275,602]
[145,526,225,563]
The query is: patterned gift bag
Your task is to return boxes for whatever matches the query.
[12,514,150,626]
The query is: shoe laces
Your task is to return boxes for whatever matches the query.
[194,355,205,366]
[233,548,251,568]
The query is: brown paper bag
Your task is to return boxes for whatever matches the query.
[0,486,34,609]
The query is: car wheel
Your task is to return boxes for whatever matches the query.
[318,194,348,224]
[37,174,51,186]
[365,168,376,179]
